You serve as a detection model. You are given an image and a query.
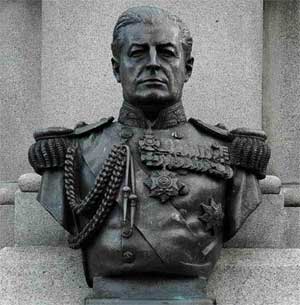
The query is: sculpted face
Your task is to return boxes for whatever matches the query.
[112,22,193,111]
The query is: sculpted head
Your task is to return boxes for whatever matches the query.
[111,6,194,113]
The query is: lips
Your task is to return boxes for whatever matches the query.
[138,78,167,85]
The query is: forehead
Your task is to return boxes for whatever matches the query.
[121,22,181,47]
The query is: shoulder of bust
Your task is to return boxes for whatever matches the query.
[189,118,271,179]
[72,116,114,136]
[229,127,271,179]
[28,117,114,174]
[188,117,232,141]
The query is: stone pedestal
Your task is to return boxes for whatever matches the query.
[1,246,300,305]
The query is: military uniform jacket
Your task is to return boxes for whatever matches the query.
[29,102,270,286]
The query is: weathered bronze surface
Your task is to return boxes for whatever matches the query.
[28,6,270,305]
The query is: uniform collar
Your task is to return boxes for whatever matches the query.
[117,101,187,129]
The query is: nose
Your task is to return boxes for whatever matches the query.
[146,47,160,71]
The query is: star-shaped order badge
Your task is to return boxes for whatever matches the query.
[198,198,224,233]
[138,133,161,151]
[144,170,186,203]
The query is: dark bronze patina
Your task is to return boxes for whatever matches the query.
[28,6,270,305]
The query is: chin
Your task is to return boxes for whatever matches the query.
[135,91,173,105]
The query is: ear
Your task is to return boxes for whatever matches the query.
[111,57,121,83]
[184,57,194,82]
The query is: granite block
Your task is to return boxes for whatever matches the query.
[0,182,18,205]
[284,207,300,248]
[224,193,288,248]
[14,190,68,246]
[0,205,14,248]
[208,248,300,305]
[0,246,92,305]
[283,187,300,207]
[0,188,14,205]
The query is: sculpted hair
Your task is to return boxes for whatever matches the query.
[111,6,193,62]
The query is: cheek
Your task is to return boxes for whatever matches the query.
[169,66,186,85]
[120,63,139,83]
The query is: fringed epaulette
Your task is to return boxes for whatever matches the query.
[229,128,271,179]
[28,127,73,175]
[28,117,114,174]
[189,118,271,179]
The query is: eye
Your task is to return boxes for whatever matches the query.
[158,48,176,58]
[129,49,145,58]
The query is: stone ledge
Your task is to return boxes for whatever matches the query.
[18,173,41,193]
[259,175,281,194]
[224,193,287,248]
[0,247,300,305]
[0,182,18,205]
[13,189,287,248]
[14,191,68,246]
[0,205,14,248]
[283,187,300,207]
[16,173,280,195]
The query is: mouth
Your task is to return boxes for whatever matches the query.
[138,78,167,85]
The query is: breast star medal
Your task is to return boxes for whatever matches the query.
[198,198,224,234]
[144,169,188,203]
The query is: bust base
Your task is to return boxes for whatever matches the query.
[85,298,216,305]
[87,276,216,305]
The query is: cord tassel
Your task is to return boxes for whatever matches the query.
[122,145,131,224]
[129,155,137,229]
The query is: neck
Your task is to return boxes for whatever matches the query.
[129,99,178,122]
[118,100,187,129]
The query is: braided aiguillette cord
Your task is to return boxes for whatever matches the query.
[65,145,118,214]
[64,144,127,249]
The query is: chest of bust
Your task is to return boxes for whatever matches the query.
[76,122,231,281]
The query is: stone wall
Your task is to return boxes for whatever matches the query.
[0,0,264,181]
[41,0,263,130]
[263,0,300,185]
[0,0,41,181]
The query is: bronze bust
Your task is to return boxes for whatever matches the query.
[28,6,270,305]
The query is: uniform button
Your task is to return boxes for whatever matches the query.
[120,127,133,139]
[122,250,135,263]
[122,227,133,238]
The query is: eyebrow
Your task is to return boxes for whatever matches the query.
[129,43,148,49]
[157,42,177,49]
[127,42,179,58]
[129,42,178,49]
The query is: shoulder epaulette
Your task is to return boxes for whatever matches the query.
[229,128,271,179]
[28,117,114,174]
[188,118,232,141]
[73,116,114,136]
[189,118,271,179]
